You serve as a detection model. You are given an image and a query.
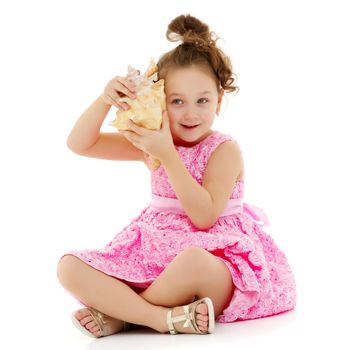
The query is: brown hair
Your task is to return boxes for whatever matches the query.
[157,14,239,96]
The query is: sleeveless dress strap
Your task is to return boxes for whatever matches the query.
[199,131,235,168]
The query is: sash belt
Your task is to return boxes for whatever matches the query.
[150,193,269,226]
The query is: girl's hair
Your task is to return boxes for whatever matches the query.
[157,14,239,96]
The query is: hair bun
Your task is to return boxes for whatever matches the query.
[158,14,239,95]
[166,14,216,50]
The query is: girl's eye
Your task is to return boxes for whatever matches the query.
[171,98,209,105]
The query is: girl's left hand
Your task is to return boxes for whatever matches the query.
[119,110,175,162]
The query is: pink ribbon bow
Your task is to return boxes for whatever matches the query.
[243,202,270,227]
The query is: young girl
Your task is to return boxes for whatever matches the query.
[57,14,297,337]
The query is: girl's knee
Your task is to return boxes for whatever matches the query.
[175,247,214,280]
[182,249,234,290]
[178,246,210,260]
[57,254,84,289]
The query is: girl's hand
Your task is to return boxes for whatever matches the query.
[119,110,175,162]
[101,71,140,110]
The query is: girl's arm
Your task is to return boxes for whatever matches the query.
[67,74,138,155]
[161,149,213,230]
[67,94,146,162]
[161,141,242,230]
[67,95,111,152]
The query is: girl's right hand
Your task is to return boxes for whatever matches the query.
[101,71,140,110]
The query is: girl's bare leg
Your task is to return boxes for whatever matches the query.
[138,247,234,317]
[57,247,234,335]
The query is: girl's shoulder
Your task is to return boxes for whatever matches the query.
[201,130,237,151]
[202,131,245,181]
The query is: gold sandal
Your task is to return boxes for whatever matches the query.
[166,297,215,335]
[71,307,131,338]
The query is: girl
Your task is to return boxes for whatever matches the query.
[57,14,297,337]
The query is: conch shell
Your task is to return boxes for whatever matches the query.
[109,58,165,170]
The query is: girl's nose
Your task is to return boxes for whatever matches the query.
[183,106,200,120]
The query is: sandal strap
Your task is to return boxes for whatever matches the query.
[88,308,111,337]
[166,309,177,334]
[166,304,198,334]
[186,303,202,333]
[88,307,120,337]
[87,308,131,336]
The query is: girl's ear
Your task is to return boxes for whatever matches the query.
[216,88,224,115]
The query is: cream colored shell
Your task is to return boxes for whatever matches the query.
[109,58,166,170]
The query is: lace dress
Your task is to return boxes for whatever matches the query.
[58,130,297,323]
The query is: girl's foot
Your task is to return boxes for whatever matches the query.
[73,308,125,337]
[162,302,209,334]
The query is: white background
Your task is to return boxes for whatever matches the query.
[1,0,349,349]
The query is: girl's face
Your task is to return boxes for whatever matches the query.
[164,66,223,147]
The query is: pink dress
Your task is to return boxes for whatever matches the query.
[58,130,297,323]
